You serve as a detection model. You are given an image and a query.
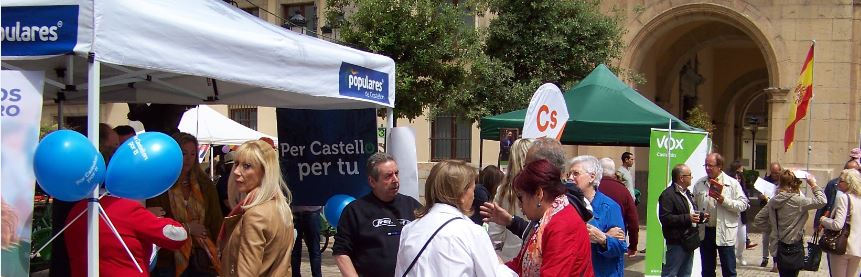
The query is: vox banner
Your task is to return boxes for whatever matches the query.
[277,109,377,206]
[644,128,710,277]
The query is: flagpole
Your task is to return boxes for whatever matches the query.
[807,40,815,171]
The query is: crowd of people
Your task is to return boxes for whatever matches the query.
[51,125,861,277]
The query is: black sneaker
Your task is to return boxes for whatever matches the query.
[759,258,768,267]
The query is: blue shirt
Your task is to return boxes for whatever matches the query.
[587,191,627,277]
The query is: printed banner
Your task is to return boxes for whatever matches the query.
[339,62,389,105]
[1,70,45,276]
[277,109,377,206]
[644,128,709,277]
[521,83,568,140]
[1,5,80,57]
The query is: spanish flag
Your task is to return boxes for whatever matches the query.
[784,43,814,152]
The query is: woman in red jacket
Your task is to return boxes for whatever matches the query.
[65,195,187,277]
[505,159,595,277]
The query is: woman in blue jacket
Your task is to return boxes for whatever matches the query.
[568,155,627,277]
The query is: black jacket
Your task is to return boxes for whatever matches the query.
[658,184,700,251]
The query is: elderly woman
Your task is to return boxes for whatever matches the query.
[394,160,514,276]
[753,169,825,277]
[568,155,626,277]
[819,169,861,277]
[218,140,294,276]
[147,132,224,277]
[501,159,594,276]
[489,138,533,261]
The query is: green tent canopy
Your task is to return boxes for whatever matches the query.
[480,64,701,147]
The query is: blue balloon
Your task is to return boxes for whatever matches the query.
[33,130,106,202]
[105,132,182,200]
[324,194,356,229]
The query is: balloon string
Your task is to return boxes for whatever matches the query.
[30,193,109,259]
[97,203,144,273]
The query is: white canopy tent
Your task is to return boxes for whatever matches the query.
[2,0,396,275]
[178,105,277,146]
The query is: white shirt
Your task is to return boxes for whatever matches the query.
[692,172,749,246]
[394,204,516,277]
[617,166,635,199]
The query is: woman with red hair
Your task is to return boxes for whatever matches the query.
[505,159,594,276]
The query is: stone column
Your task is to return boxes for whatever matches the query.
[765,87,789,165]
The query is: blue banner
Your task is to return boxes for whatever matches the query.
[1,5,79,56]
[338,62,389,104]
[277,109,377,206]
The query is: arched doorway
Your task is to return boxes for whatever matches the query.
[623,3,780,164]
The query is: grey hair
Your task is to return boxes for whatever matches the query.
[526,137,566,174]
[599,158,616,177]
[366,152,396,180]
[569,155,603,188]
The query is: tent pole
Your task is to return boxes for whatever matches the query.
[210,144,214,180]
[86,53,101,277]
[386,108,393,152]
[666,119,672,188]
[479,139,483,169]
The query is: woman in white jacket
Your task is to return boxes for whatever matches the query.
[394,160,514,277]
[488,138,533,261]
[819,169,861,277]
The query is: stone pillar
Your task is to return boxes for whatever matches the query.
[765,87,789,165]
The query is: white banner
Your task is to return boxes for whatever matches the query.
[1,70,45,276]
[521,83,569,140]
[387,127,419,201]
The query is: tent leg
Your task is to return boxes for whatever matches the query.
[210,144,214,180]
[386,108,393,152]
[86,54,101,277]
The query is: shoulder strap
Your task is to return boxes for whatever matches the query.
[402,217,462,277]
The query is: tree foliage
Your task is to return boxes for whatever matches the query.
[326,0,478,120]
[327,0,625,122]
[459,0,625,121]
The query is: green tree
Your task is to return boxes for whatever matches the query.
[455,0,625,121]
[326,0,479,120]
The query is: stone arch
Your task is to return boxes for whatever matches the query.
[622,2,784,87]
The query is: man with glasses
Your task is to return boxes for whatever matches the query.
[692,153,749,277]
[659,164,706,277]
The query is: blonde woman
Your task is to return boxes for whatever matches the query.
[819,169,861,277]
[147,132,223,277]
[394,160,515,276]
[489,138,533,261]
[218,140,294,276]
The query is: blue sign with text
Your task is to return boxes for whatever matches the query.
[277,108,377,206]
[1,5,79,56]
[338,62,389,104]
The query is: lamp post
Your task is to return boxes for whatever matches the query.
[746,115,762,169]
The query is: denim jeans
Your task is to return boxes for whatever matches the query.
[662,244,694,277]
[701,227,737,277]
[291,211,322,277]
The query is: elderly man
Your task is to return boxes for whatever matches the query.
[659,164,703,277]
[332,153,422,277]
[693,153,749,277]
[570,155,626,277]
[599,158,639,257]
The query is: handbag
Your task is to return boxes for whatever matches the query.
[804,230,823,271]
[774,207,805,271]
[819,196,851,255]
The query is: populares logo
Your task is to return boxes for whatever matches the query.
[339,62,389,104]
[1,5,79,56]
[656,135,684,151]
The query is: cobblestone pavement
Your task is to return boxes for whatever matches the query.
[294,227,833,277]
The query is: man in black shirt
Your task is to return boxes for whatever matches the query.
[332,152,421,277]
